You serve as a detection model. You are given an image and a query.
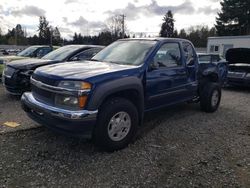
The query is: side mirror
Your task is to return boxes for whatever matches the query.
[71,56,79,61]
[36,53,44,58]
[149,61,159,71]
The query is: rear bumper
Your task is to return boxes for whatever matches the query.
[21,92,98,138]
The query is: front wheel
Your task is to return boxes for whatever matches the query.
[93,97,139,151]
[200,82,221,113]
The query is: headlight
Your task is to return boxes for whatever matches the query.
[55,95,88,109]
[56,81,91,109]
[55,95,78,108]
[58,81,91,90]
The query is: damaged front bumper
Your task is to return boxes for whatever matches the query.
[21,92,98,137]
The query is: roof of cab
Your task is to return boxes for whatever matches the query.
[62,44,105,48]
[119,37,191,43]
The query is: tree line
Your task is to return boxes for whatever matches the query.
[159,10,217,47]
[0,16,216,47]
[159,0,250,46]
[0,15,128,46]
[0,0,249,47]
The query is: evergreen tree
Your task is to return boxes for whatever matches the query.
[38,16,51,44]
[215,0,250,36]
[179,29,187,38]
[15,24,24,38]
[4,24,27,45]
[159,10,175,37]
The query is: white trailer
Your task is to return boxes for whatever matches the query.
[207,35,250,57]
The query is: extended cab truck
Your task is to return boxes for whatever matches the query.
[21,38,222,151]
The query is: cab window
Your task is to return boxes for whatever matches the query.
[36,47,52,58]
[71,48,102,61]
[183,42,195,65]
[153,43,181,68]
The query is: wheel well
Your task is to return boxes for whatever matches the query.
[100,89,143,125]
[198,74,219,94]
[101,89,141,109]
[206,73,219,82]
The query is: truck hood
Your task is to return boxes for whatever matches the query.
[226,48,250,64]
[35,61,138,80]
[7,58,57,70]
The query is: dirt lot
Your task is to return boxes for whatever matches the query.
[0,85,250,187]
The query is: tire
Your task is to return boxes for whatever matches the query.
[200,82,221,113]
[93,97,139,151]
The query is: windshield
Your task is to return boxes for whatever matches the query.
[92,40,156,65]
[198,55,211,64]
[17,46,39,57]
[42,45,82,61]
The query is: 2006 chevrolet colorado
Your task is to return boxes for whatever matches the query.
[21,38,222,151]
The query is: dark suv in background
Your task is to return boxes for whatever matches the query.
[2,45,104,95]
[0,45,54,78]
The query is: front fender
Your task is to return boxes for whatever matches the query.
[87,76,144,111]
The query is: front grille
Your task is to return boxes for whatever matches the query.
[31,74,57,105]
[4,66,15,77]
[32,84,55,105]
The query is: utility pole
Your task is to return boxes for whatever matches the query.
[120,14,126,38]
[15,29,17,45]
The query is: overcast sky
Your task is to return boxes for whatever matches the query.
[0,0,220,39]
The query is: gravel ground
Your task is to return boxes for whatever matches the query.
[0,86,250,187]
[0,86,40,133]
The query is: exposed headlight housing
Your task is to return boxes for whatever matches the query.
[20,70,34,76]
[55,81,91,109]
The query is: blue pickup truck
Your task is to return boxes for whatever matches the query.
[21,38,222,151]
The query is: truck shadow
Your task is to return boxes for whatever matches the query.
[21,102,201,153]
[223,86,250,93]
[137,103,200,140]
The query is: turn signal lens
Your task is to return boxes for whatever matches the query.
[81,82,92,90]
[79,96,88,108]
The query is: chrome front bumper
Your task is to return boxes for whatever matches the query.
[21,92,98,120]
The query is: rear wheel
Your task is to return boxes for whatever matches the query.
[200,82,221,113]
[93,97,138,151]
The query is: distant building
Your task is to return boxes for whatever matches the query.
[207,35,250,57]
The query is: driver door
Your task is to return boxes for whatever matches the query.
[145,42,190,110]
